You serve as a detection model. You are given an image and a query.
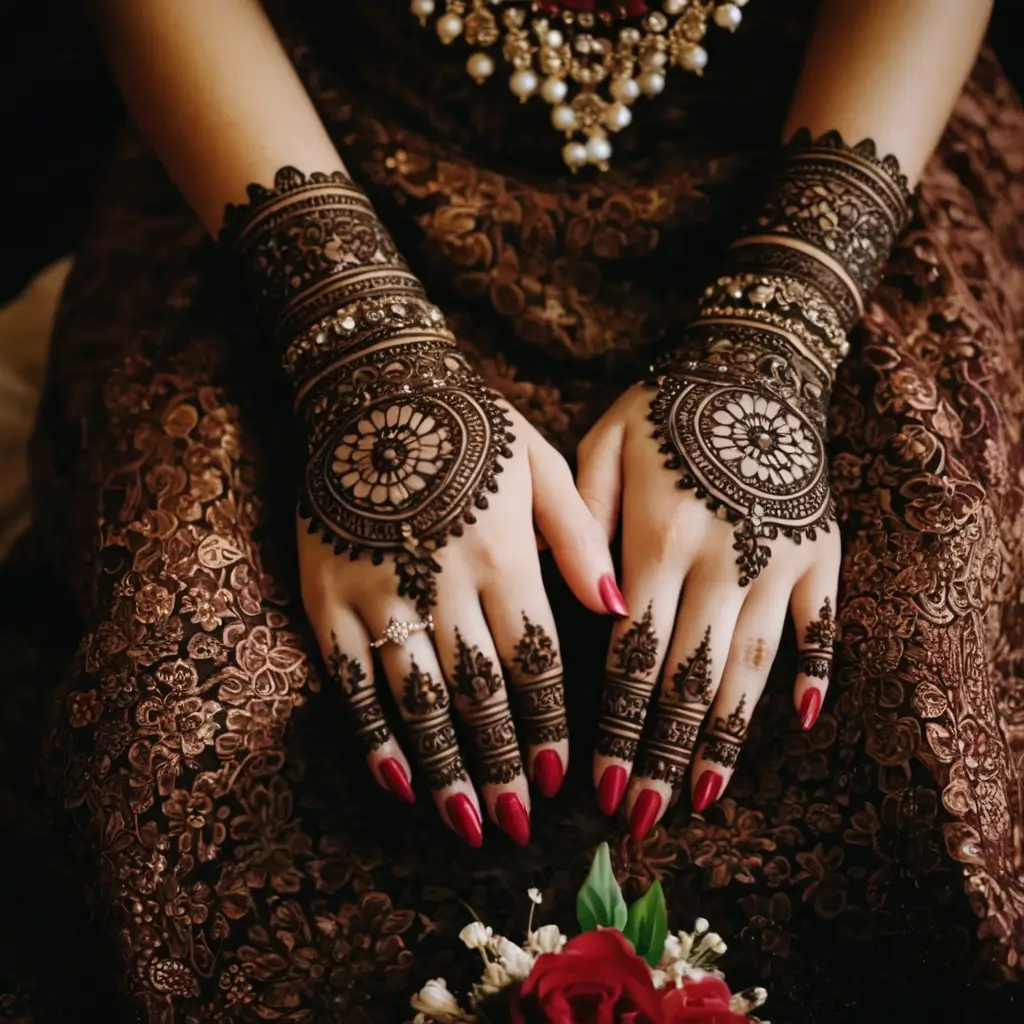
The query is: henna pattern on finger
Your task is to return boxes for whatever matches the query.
[637,627,714,786]
[702,695,749,771]
[596,603,659,763]
[400,659,466,790]
[797,597,836,680]
[451,632,523,786]
[511,614,568,747]
[327,636,390,752]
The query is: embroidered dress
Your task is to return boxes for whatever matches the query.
[4,1,1024,1020]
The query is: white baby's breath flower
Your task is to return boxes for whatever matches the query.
[650,968,668,990]
[527,888,542,905]
[526,924,567,955]
[694,917,709,935]
[410,978,465,1017]
[470,961,513,1007]
[494,937,534,981]
[664,961,711,988]
[694,931,727,958]
[459,922,493,951]
[730,986,769,1013]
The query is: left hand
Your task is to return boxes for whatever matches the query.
[576,355,841,840]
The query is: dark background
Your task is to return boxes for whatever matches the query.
[0,0,1021,307]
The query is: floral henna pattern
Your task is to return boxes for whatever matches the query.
[638,627,714,786]
[702,695,749,770]
[451,632,523,785]
[511,615,567,747]
[326,636,390,752]
[401,659,466,789]
[597,603,660,763]
[797,598,837,679]
[223,167,517,614]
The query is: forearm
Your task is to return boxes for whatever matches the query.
[88,0,343,233]
[785,0,993,186]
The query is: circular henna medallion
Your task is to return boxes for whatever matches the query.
[305,386,505,550]
[656,376,831,530]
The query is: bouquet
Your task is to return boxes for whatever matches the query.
[410,843,769,1024]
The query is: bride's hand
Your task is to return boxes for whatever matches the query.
[298,352,617,848]
[577,352,841,839]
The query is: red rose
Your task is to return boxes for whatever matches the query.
[661,977,747,1024]
[510,929,665,1024]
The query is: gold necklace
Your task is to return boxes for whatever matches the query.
[410,0,749,170]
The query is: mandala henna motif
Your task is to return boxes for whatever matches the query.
[702,695,749,771]
[638,627,714,786]
[650,133,910,584]
[597,603,660,763]
[223,167,516,614]
[511,615,567,747]
[326,636,390,752]
[797,597,837,680]
[400,659,466,790]
[450,632,523,785]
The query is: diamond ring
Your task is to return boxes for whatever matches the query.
[370,615,435,650]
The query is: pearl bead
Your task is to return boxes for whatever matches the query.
[509,69,538,101]
[645,51,668,70]
[610,76,640,103]
[714,3,743,30]
[436,12,463,44]
[663,0,686,12]
[466,52,495,82]
[551,104,577,132]
[637,71,666,96]
[605,102,632,132]
[410,0,435,18]
[586,136,612,165]
[562,141,588,169]
[733,0,748,5]
[541,76,568,104]
[546,30,564,48]
[680,45,708,71]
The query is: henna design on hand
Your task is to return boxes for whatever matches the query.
[451,631,523,786]
[327,636,390,753]
[597,603,659,763]
[511,614,568,747]
[637,627,714,787]
[223,168,516,614]
[400,659,466,791]
[702,695,749,771]
[649,134,910,585]
[797,597,836,680]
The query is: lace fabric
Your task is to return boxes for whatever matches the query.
[6,3,1024,1020]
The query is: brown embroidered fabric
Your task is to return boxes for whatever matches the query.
[8,1,1024,1021]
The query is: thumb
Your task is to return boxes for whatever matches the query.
[575,418,624,544]
[529,433,623,617]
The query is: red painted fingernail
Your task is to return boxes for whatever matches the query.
[597,765,628,816]
[629,789,662,842]
[598,575,629,618]
[534,750,565,798]
[800,688,823,731]
[693,770,724,813]
[496,793,531,847]
[379,759,415,804]
[445,794,483,848]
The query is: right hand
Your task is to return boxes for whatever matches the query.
[298,351,619,848]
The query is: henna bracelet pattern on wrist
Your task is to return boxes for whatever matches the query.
[649,132,911,584]
[222,168,515,613]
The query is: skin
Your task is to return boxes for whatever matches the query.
[88,0,619,846]
[579,0,994,835]
[88,0,994,843]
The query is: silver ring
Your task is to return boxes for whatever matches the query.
[370,615,435,650]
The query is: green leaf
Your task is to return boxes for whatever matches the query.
[622,880,668,968]
[576,842,628,933]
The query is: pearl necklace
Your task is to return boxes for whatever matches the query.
[410,0,749,170]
